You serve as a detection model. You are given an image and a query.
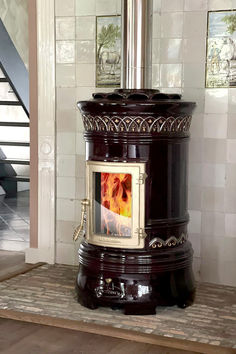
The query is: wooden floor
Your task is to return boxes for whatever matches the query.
[0,250,42,282]
[0,318,197,354]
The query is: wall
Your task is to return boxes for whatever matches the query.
[153,0,236,286]
[0,0,29,68]
[55,0,121,264]
[55,0,236,287]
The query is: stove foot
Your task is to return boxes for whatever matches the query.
[176,290,196,309]
[124,303,156,315]
[77,294,98,310]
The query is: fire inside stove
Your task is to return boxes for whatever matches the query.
[94,172,132,237]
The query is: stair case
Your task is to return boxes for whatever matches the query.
[0,20,29,198]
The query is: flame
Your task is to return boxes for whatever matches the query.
[101,173,132,236]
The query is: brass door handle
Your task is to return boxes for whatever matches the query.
[73,199,90,242]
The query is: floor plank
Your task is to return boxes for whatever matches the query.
[0,318,197,354]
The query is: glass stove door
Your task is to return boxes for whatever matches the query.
[86,161,146,249]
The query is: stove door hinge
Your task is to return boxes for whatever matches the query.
[136,228,147,239]
[137,172,147,185]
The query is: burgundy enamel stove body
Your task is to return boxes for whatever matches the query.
[75,89,196,315]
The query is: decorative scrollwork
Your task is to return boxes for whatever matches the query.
[149,233,188,249]
[82,114,192,133]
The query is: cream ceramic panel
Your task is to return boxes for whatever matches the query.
[26,0,56,264]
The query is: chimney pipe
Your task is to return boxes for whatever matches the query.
[121,0,153,89]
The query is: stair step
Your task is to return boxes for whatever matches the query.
[0,122,29,127]
[0,78,8,82]
[0,158,30,165]
[0,175,30,182]
[0,141,29,147]
[0,101,20,106]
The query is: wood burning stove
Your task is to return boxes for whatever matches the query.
[73,0,196,315]
[74,89,196,315]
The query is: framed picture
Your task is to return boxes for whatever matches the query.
[206,10,236,88]
[96,15,121,88]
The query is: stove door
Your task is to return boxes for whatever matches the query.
[86,161,146,249]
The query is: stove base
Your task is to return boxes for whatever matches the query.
[76,241,196,315]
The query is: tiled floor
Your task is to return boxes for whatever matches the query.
[0,191,29,251]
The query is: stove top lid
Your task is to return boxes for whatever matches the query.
[92,89,182,102]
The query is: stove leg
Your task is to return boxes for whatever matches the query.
[124,303,156,315]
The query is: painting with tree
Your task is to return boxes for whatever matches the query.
[206,10,236,87]
[96,16,121,87]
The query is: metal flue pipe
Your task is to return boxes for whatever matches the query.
[121,0,153,89]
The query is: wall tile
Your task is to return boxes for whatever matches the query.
[189,210,202,233]
[228,89,236,113]
[160,64,182,87]
[182,88,205,113]
[227,139,236,163]
[153,0,162,13]
[75,0,95,16]
[202,163,226,187]
[189,163,202,186]
[75,177,86,199]
[202,187,225,212]
[76,64,95,86]
[189,138,203,163]
[162,0,184,12]
[227,114,236,138]
[183,63,205,88]
[161,13,183,38]
[56,41,75,64]
[57,177,76,199]
[56,220,78,242]
[160,39,182,63]
[75,155,86,178]
[57,155,76,177]
[57,198,76,222]
[56,17,75,40]
[76,40,95,63]
[183,12,207,38]
[188,233,201,257]
[57,133,76,155]
[56,64,76,87]
[57,109,76,132]
[205,89,228,114]
[184,0,207,11]
[208,0,233,10]
[55,0,75,16]
[226,163,236,187]
[153,13,161,39]
[190,113,204,138]
[152,39,160,64]
[76,16,95,40]
[201,236,222,260]
[188,186,202,210]
[204,114,227,139]
[225,213,236,237]
[201,211,225,236]
[95,0,117,15]
[152,64,160,88]
[203,138,226,163]
[225,188,236,213]
[76,132,86,155]
[183,38,206,63]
